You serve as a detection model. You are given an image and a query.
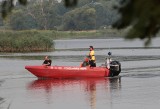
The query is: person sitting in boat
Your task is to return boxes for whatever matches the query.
[89,46,96,67]
[42,56,52,66]
[81,57,90,67]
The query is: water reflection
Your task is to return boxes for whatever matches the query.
[0,97,4,104]
[27,77,121,109]
[0,80,4,108]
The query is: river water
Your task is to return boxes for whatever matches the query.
[1,38,160,109]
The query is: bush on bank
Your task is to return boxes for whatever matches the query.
[0,30,54,52]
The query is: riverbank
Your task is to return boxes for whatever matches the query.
[0,29,123,52]
[53,29,123,39]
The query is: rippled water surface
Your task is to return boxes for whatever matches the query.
[1,38,160,109]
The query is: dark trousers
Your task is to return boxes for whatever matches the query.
[89,60,96,67]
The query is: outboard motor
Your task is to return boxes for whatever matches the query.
[109,61,121,77]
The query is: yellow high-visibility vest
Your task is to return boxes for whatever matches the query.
[89,50,95,61]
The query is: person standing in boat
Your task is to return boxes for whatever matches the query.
[89,46,96,67]
[42,56,52,66]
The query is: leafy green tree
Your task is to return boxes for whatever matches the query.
[0,16,4,27]
[9,0,65,30]
[63,6,96,30]
[1,0,77,18]
[1,0,27,18]
[10,9,37,30]
[113,0,160,45]
[0,0,119,31]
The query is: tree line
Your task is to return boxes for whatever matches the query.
[0,0,118,31]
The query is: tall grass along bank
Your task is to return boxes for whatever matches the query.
[0,30,53,52]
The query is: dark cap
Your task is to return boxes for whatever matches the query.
[89,46,93,49]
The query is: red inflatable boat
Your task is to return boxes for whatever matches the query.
[25,61,121,79]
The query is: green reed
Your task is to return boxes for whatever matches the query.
[0,30,54,52]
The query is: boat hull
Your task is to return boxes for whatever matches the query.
[25,66,110,78]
